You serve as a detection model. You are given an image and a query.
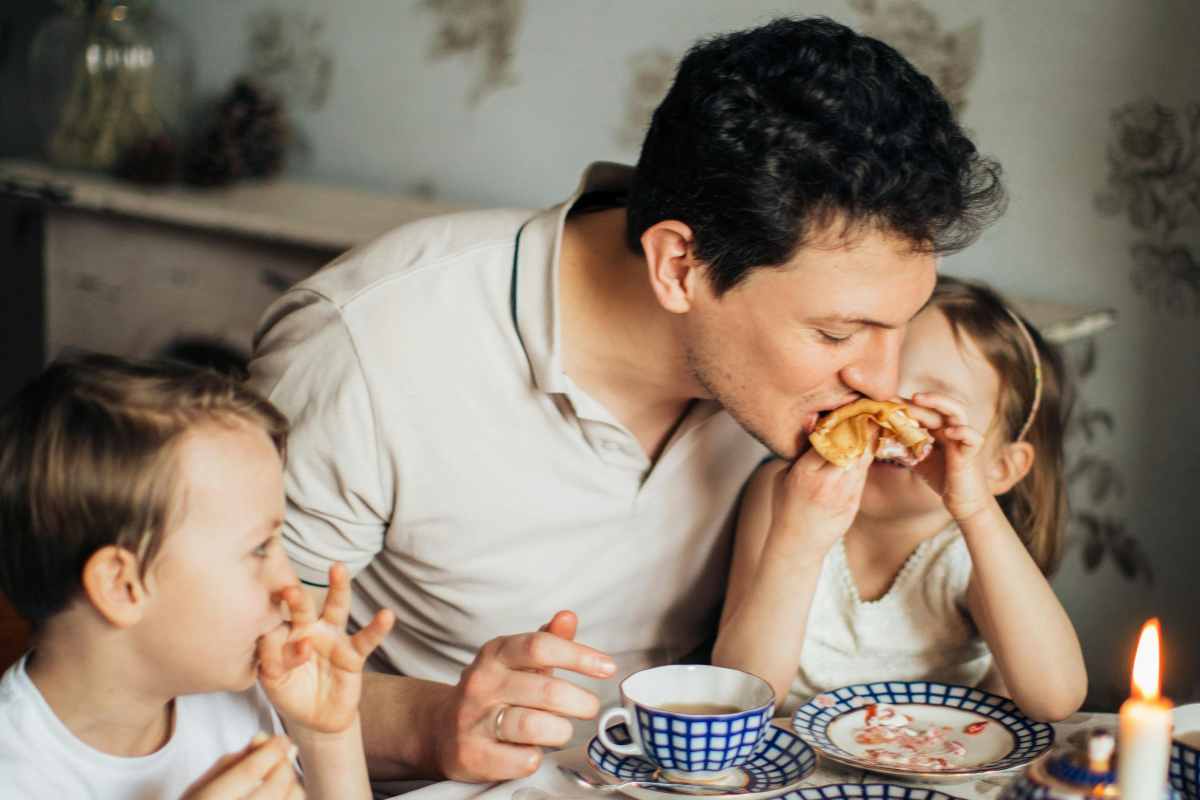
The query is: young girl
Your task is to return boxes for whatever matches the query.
[712,276,1086,722]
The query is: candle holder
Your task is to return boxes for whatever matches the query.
[1000,729,1181,800]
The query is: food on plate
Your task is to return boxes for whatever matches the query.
[808,399,933,468]
[853,703,968,770]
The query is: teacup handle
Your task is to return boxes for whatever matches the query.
[596,707,642,756]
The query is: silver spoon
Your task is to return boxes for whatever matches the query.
[557,764,750,795]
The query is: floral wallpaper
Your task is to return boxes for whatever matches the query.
[245,9,333,112]
[420,0,524,107]
[617,48,676,151]
[1095,100,1200,316]
[847,0,980,117]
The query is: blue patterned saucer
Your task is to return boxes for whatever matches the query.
[791,681,1054,780]
[587,720,816,799]
[777,784,967,800]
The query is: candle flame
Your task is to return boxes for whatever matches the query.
[1131,618,1161,700]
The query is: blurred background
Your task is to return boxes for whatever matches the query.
[0,0,1197,710]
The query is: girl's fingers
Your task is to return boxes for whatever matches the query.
[349,609,395,659]
[796,443,835,474]
[901,401,945,430]
[943,426,984,448]
[911,392,968,428]
[281,584,318,627]
[321,562,353,628]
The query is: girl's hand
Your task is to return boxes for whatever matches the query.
[769,444,874,557]
[257,563,394,735]
[907,392,993,521]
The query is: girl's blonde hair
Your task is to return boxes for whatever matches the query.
[928,276,1072,575]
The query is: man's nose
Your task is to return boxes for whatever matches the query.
[840,331,902,401]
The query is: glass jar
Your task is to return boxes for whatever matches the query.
[28,0,192,171]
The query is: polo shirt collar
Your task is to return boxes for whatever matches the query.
[512,162,633,395]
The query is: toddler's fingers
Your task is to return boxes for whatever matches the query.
[321,562,354,628]
[900,401,944,430]
[943,425,983,448]
[281,638,311,672]
[281,584,318,627]
[911,392,968,427]
[349,608,395,659]
[250,745,301,799]
[202,736,293,797]
[257,625,290,681]
[796,444,837,474]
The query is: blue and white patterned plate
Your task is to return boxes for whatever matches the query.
[791,681,1054,780]
[588,720,817,799]
[776,784,967,800]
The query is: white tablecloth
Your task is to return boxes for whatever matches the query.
[391,712,1117,800]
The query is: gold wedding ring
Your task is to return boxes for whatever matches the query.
[493,704,509,742]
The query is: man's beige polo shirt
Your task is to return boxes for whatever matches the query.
[249,163,768,705]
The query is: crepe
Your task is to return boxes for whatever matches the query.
[808,399,933,468]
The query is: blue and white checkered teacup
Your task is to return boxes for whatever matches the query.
[596,664,776,781]
[1171,704,1200,799]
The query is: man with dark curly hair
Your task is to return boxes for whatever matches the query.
[249,16,1005,786]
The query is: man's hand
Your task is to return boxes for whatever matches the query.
[181,734,304,800]
[258,563,395,734]
[433,609,616,782]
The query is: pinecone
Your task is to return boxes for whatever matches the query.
[183,78,290,186]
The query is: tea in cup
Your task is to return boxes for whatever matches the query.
[596,664,775,781]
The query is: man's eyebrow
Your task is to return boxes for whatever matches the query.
[810,315,901,330]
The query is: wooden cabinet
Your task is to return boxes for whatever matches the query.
[0,159,462,392]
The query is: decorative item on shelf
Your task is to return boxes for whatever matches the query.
[28,0,192,173]
[113,132,177,185]
[183,78,290,187]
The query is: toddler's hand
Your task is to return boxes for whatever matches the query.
[769,444,874,557]
[181,733,303,800]
[257,563,394,735]
[907,392,992,521]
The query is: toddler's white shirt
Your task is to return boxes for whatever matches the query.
[0,654,285,799]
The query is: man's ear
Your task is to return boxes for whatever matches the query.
[641,220,704,314]
[986,441,1035,496]
[81,545,148,628]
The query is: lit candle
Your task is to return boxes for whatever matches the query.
[1118,618,1172,800]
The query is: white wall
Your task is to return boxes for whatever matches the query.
[162,0,1200,705]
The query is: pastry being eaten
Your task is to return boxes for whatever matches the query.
[808,399,933,468]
